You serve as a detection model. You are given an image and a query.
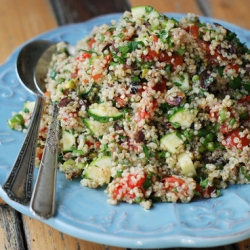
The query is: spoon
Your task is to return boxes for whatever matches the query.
[3,40,55,204]
[31,40,74,219]
[30,42,60,219]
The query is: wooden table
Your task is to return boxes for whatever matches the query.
[1,0,250,249]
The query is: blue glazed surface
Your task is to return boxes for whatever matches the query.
[1,13,250,249]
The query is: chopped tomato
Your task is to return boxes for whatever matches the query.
[135,100,157,122]
[71,68,79,79]
[104,54,112,65]
[162,176,185,186]
[224,64,240,74]
[127,174,146,188]
[159,52,184,69]
[88,37,96,48]
[152,81,166,93]
[40,127,48,133]
[142,49,183,69]
[85,140,101,149]
[76,52,92,61]
[152,34,159,43]
[95,141,101,149]
[91,72,102,81]
[141,49,159,61]
[36,148,43,161]
[113,184,128,199]
[90,55,112,81]
[224,128,250,149]
[197,39,210,52]
[115,96,127,107]
[185,24,199,38]
[218,124,232,134]
[85,141,94,147]
[113,173,147,200]
[197,39,221,63]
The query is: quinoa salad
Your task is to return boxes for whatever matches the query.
[8,6,250,209]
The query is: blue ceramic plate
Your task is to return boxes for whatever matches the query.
[1,13,250,249]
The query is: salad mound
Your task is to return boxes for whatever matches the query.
[9,6,250,209]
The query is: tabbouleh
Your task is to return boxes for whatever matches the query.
[9,6,250,209]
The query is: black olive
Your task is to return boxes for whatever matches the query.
[130,81,140,94]
[58,97,73,107]
[134,130,145,143]
[102,43,112,52]
[200,69,214,89]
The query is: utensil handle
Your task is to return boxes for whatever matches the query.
[30,103,59,219]
[3,95,44,204]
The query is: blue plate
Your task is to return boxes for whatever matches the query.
[1,13,250,249]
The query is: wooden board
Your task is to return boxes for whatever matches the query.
[0,0,57,64]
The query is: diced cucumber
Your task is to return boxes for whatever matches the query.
[160,131,183,154]
[83,118,112,137]
[88,103,123,123]
[131,6,160,20]
[89,155,112,167]
[84,156,112,185]
[23,101,35,113]
[171,73,190,91]
[177,151,196,177]
[168,107,198,128]
[62,129,76,152]
[8,114,25,129]
[62,159,75,171]
[77,84,92,97]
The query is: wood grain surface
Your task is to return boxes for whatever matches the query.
[1,0,250,249]
[0,0,57,64]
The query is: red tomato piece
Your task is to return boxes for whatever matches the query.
[136,100,157,122]
[127,174,146,188]
[159,52,184,69]
[88,37,96,48]
[113,173,146,199]
[115,96,126,107]
[153,81,166,93]
[104,54,112,65]
[224,63,240,74]
[185,24,199,38]
[141,49,159,61]
[224,128,250,149]
[197,39,210,52]
[141,50,183,69]
[152,34,159,43]
[85,141,94,147]
[76,52,92,61]
[218,124,231,134]
[163,176,185,186]
[197,39,221,63]
[91,72,102,81]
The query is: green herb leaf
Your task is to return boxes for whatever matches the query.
[145,6,154,13]
[143,145,150,157]
[200,177,209,188]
